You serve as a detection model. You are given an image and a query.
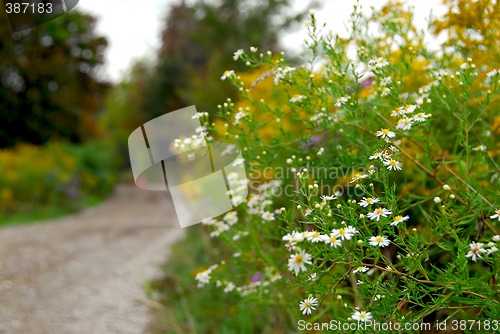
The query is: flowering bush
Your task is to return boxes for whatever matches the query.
[0,141,117,221]
[187,1,499,332]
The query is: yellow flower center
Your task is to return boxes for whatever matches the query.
[295,255,304,264]
[376,237,384,243]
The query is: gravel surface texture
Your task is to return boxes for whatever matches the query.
[0,184,183,334]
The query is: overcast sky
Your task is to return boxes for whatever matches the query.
[77,0,446,82]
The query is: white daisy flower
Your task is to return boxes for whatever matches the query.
[487,246,498,255]
[285,243,296,252]
[359,197,380,207]
[350,172,368,183]
[290,95,306,103]
[384,159,403,171]
[403,104,417,114]
[321,233,342,247]
[282,231,304,244]
[493,235,500,242]
[194,265,218,287]
[391,215,409,226]
[352,309,373,322]
[412,112,431,122]
[391,106,405,117]
[486,69,499,78]
[396,117,413,130]
[433,196,442,203]
[307,230,323,243]
[353,266,369,273]
[234,110,247,124]
[288,251,312,276]
[224,282,236,293]
[367,208,392,221]
[195,271,211,286]
[299,296,319,315]
[308,273,317,281]
[380,76,392,86]
[472,145,487,151]
[249,46,258,53]
[333,226,357,240]
[376,128,396,139]
[380,87,391,96]
[201,218,217,225]
[233,49,244,60]
[466,242,487,262]
[224,211,238,225]
[369,150,389,161]
[368,57,389,69]
[261,211,275,221]
[369,235,391,247]
[220,70,235,80]
[335,96,350,107]
[274,66,296,84]
[321,195,336,201]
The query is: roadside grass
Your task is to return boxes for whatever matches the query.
[0,194,107,227]
[145,227,293,334]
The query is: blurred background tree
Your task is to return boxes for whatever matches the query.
[100,0,311,168]
[0,10,109,148]
[149,0,307,115]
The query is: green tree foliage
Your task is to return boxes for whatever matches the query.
[99,60,154,167]
[0,11,109,147]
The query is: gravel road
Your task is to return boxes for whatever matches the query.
[0,184,183,334]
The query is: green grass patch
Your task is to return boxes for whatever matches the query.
[145,227,292,334]
[0,194,109,227]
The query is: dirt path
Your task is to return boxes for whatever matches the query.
[0,184,183,334]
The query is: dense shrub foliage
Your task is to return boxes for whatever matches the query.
[151,1,499,333]
[0,141,117,221]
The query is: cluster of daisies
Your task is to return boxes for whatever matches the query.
[202,180,280,238]
[196,180,286,296]
[370,103,430,172]
[298,294,373,323]
[466,237,499,262]
[283,204,408,277]
[390,104,431,131]
[195,264,283,297]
